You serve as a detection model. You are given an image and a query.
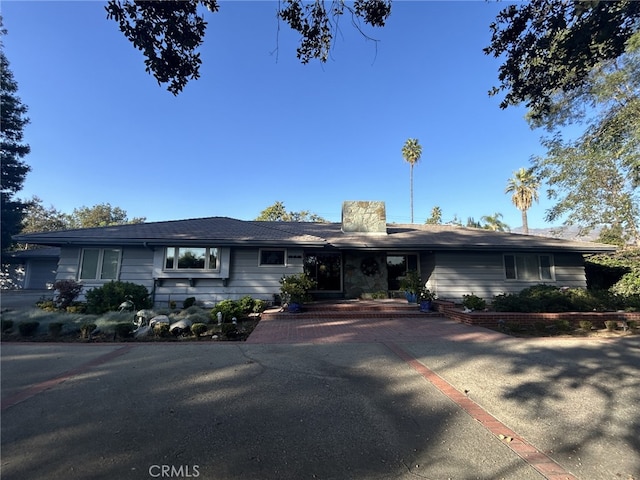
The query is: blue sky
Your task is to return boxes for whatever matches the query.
[3,1,556,228]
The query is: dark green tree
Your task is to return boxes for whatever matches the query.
[20,196,71,235]
[485,0,640,123]
[255,201,326,222]
[0,20,31,251]
[68,203,146,228]
[532,31,640,245]
[106,0,392,95]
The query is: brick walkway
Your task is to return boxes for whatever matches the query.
[246,314,579,480]
[245,313,508,344]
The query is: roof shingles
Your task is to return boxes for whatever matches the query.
[12,217,615,253]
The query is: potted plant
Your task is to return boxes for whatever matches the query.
[399,270,423,304]
[279,273,317,313]
[419,288,435,312]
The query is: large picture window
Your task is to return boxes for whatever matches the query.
[79,248,121,280]
[165,247,219,271]
[504,254,554,281]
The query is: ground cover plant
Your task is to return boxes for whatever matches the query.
[1,289,267,343]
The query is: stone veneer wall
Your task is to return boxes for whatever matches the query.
[341,201,387,234]
[343,252,388,298]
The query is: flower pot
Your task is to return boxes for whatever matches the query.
[420,300,432,312]
[288,302,302,313]
[405,292,418,303]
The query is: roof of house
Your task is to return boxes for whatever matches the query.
[2,246,61,262]
[12,217,616,254]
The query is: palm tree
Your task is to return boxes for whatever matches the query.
[480,212,510,232]
[505,168,539,234]
[425,206,442,225]
[401,138,423,223]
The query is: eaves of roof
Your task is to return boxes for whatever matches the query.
[12,218,617,254]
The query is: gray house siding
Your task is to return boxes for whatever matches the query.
[119,247,155,291]
[54,247,153,299]
[53,245,306,308]
[552,252,587,285]
[428,251,588,303]
[151,247,305,308]
[24,258,58,289]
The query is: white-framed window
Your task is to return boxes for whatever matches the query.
[164,247,219,271]
[504,254,554,281]
[259,248,286,266]
[79,248,121,280]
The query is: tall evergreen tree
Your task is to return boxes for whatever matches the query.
[1,20,31,251]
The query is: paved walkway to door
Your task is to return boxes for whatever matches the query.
[246,313,510,344]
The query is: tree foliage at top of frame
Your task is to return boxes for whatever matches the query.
[484,0,640,124]
[106,0,391,95]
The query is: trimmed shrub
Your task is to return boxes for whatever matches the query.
[18,321,39,337]
[49,322,64,337]
[554,319,572,332]
[604,320,617,331]
[492,285,632,313]
[66,303,87,314]
[114,322,134,339]
[627,320,637,330]
[533,321,547,333]
[1,319,14,333]
[252,299,267,313]
[183,297,197,309]
[462,294,486,311]
[53,279,84,309]
[492,293,531,312]
[220,323,237,336]
[191,323,207,339]
[579,320,593,331]
[211,300,243,322]
[36,300,58,312]
[85,281,151,314]
[80,323,97,339]
[238,295,255,314]
[154,323,170,337]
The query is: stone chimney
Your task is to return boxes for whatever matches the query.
[341,201,387,235]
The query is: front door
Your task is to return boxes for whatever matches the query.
[387,254,418,291]
[304,252,342,291]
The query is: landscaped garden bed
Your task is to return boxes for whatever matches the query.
[434,284,640,338]
[0,280,266,343]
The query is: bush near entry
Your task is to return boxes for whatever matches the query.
[85,281,152,314]
[491,284,637,313]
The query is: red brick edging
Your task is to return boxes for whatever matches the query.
[1,345,135,411]
[384,341,579,480]
[434,300,640,329]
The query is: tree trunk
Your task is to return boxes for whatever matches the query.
[410,164,414,223]
[521,209,529,234]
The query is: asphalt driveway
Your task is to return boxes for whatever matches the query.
[1,316,639,480]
